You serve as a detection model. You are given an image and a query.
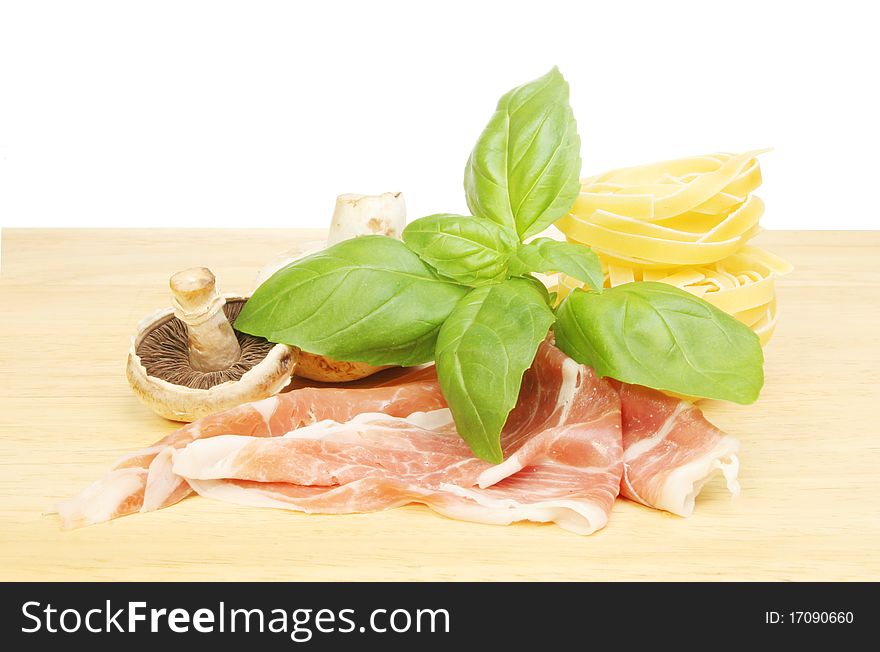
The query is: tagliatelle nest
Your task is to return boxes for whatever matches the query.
[136,300,276,389]
[554,151,792,345]
[558,151,767,267]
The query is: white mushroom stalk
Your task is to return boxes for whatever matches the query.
[170,267,241,372]
[253,191,408,288]
[327,192,407,245]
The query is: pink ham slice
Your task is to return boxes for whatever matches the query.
[175,343,624,535]
[616,382,741,516]
[184,442,621,535]
[56,373,446,529]
[58,341,740,534]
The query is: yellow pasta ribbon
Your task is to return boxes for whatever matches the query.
[555,151,792,345]
[556,247,792,345]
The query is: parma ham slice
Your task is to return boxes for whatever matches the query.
[616,382,741,516]
[56,374,446,529]
[57,341,742,534]
[174,343,624,534]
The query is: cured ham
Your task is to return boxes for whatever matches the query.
[615,382,740,516]
[56,373,446,528]
[174,343,624,534]
[58,341,741,534]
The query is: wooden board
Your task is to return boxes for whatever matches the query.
[1,229,878,581]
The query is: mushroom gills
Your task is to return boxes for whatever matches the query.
[127,265,298,422]
[136,300,276,389]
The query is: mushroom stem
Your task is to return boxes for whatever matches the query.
[169,267,242,372]
[327,192,407,246]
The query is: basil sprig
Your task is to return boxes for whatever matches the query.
[237,68,765,462]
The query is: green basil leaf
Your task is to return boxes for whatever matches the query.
[464,66,581,240]
[520,273,554,305]
[554,282,764,404]
[402,214,518,287]
[435,278,556,462]
[510,237,603,291]
[235,236,468,366]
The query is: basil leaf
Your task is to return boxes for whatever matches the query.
[520,273,554,305]
[435,278,556,462]
[402,214,518,287]
[235,236,468,366]
[510,237,604,291]
[464,66,581,240]
[555,282,764,404]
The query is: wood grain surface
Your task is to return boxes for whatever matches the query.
[1,229,878,581]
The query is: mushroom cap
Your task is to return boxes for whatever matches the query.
[126,295,298,422]
[294,351,389,383]
[252,245,390,383]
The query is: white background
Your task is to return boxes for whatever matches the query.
[1,0,877,230]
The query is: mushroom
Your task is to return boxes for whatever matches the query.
[253,191,407,383]
[293,351,385,383]
[127,267,298,421]
[327,191,407,245]
[253,192,407,287]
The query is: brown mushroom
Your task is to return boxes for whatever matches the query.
[126,267,298,421]
[253,192,406,383]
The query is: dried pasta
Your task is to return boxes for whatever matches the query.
[555,151,791,344]
[557,247,793,345]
